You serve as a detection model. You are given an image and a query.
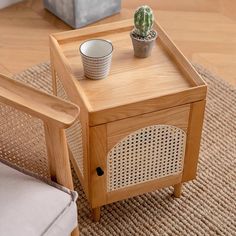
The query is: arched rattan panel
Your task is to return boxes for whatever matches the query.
[107,125,186,192]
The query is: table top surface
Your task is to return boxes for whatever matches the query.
[52,20,206,116]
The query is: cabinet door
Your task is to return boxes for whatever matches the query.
[106,104,190,204]
[89,104,190,207]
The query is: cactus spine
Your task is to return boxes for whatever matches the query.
[134,5,154,37]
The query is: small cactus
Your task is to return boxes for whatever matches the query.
[134,5,154,37]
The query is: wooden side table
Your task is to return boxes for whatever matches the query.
[49,19,207,221]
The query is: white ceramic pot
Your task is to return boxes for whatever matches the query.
[80,39,113,80]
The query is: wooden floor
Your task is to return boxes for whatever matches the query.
[0,0,236,86]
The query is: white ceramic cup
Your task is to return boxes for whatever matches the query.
[79,39,113,80]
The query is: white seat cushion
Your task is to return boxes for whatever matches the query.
[0,161,78,236]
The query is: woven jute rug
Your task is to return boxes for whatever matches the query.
[14,63,236,236]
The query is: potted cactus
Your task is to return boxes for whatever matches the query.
[130,5,157,58]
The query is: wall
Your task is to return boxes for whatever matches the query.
[0,0,22,9]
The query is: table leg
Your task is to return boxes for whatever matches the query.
[71,226,80,236]
[173,183,182,198]
[92,207,101,222]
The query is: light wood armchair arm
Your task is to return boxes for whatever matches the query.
[0,73,80,188]
[0,74,80,235]
[0,74,79,128]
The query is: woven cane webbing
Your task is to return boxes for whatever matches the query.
[56,75,84,177]
[0,102,50,178]
[107,125,186,191]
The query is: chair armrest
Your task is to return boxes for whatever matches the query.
[0,74,80,128]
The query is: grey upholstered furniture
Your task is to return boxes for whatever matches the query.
[0,74,80,236]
